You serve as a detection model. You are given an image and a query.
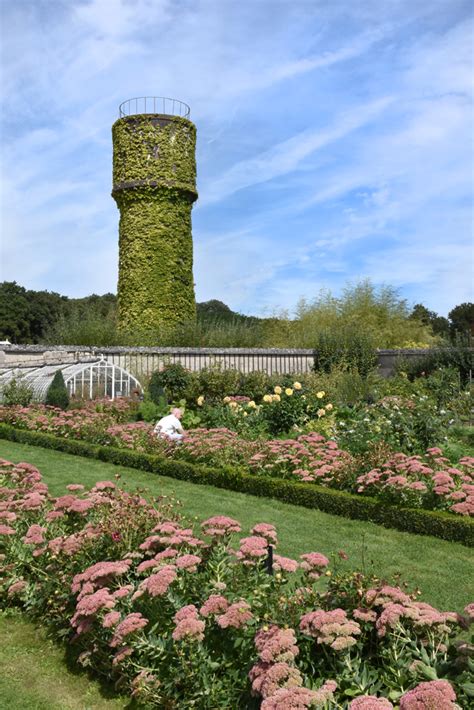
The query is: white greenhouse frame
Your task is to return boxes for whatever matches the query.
[0,359,143,402]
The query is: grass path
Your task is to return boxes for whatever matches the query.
[0,611,127,709]
[1,440,473,612]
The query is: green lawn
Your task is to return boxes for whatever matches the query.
[1,440,473,613]
[0,611,127,709]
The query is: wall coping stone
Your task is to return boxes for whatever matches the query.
[0,344,452,356]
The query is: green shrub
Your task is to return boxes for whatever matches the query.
[313,327,377,378]
[148,363,191,403]
[1,376,33,406]
[238,370,272,401]
[260,388,308,435]
[336,395,452,455]
[1,423,470,545]
[136,397,167,423]
[196,364,241,403]
[45,371,69,409]
[396,339,473,386]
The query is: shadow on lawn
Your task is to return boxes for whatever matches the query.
[62,638,141,708]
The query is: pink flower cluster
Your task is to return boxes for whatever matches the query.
[349,697,394,709]
[71,559,133,595]
[251,623,337,708]
[172,605,205,641]
[200,594,229,617]
[299,608,361,650]
[299,552,329,580]
[261,684,337,710]
[236,535,269,564]
[364,585,458,639]
[110,612,148,647]
[399,680,458,709]
[248,432,352,486]
[356,450,474,516]
[140,521,203,551]
[216,600,253,629]
[255,625,299,663]
[133,565,177,599]
[201,515,242,537]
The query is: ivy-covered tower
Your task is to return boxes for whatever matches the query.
[112,97,198,333]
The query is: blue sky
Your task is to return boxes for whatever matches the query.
[1,0,472,317]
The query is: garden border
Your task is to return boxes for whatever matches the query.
[0,424,472,547]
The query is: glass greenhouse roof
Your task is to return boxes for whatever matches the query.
[0,359,142,402]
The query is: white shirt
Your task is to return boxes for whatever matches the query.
[154,414,183,437]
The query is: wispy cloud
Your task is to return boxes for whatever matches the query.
[1,0,472,317]
[200,97,393,205]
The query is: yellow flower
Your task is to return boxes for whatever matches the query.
[223,396,231,403]
[197,395,204,406]
[317,408,326,417]
[263,394,273,403]
[316,391,325,399]
[229,401,238,409]
[293,381,302,390]
[274,386,282,395]
[272,394,281,402]
[247,400,257,409]
[285,388,293,396]
[325,403,333,411]
[243,411,248,417]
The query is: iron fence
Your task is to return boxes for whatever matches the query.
[118,96,191,118]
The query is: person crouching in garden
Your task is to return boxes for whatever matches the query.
[154,407,185,442]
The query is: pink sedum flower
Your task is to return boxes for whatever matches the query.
[399,680,457,709]
[349,696,394,709]
[251,523,278,545]
[255,625,299,663]
[299,552,329,579]
[133,565,177,599]
[102,611,121,628]
[250,661,303,699]
[200,594,229,617]
[172,605,205,642]
[110,612,148,647]
[201,515,242,537]
[273,555,299,573]
[261,685,335,709]
[217,600,253,629]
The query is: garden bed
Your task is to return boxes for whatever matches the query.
[1,456,473,709]
[1,424,472,546]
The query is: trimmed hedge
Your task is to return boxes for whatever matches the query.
[0,423,472,547]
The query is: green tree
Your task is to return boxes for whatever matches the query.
[294,280,437,349]
[449,302,474,339]
[410,304,450,339]
[0,282,31,342]
[0,282,68,343]
[45,370,70,409]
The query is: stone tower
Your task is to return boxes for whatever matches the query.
[112,97,197,333]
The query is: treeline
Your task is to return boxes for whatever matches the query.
[0,280,472,349]
[0,282,260,345]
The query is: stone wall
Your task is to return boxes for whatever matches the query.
[0,345,437,380]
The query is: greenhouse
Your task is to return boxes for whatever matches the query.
[0,359,143,402]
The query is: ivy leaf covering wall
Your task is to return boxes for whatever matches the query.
[112,115,198,333]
